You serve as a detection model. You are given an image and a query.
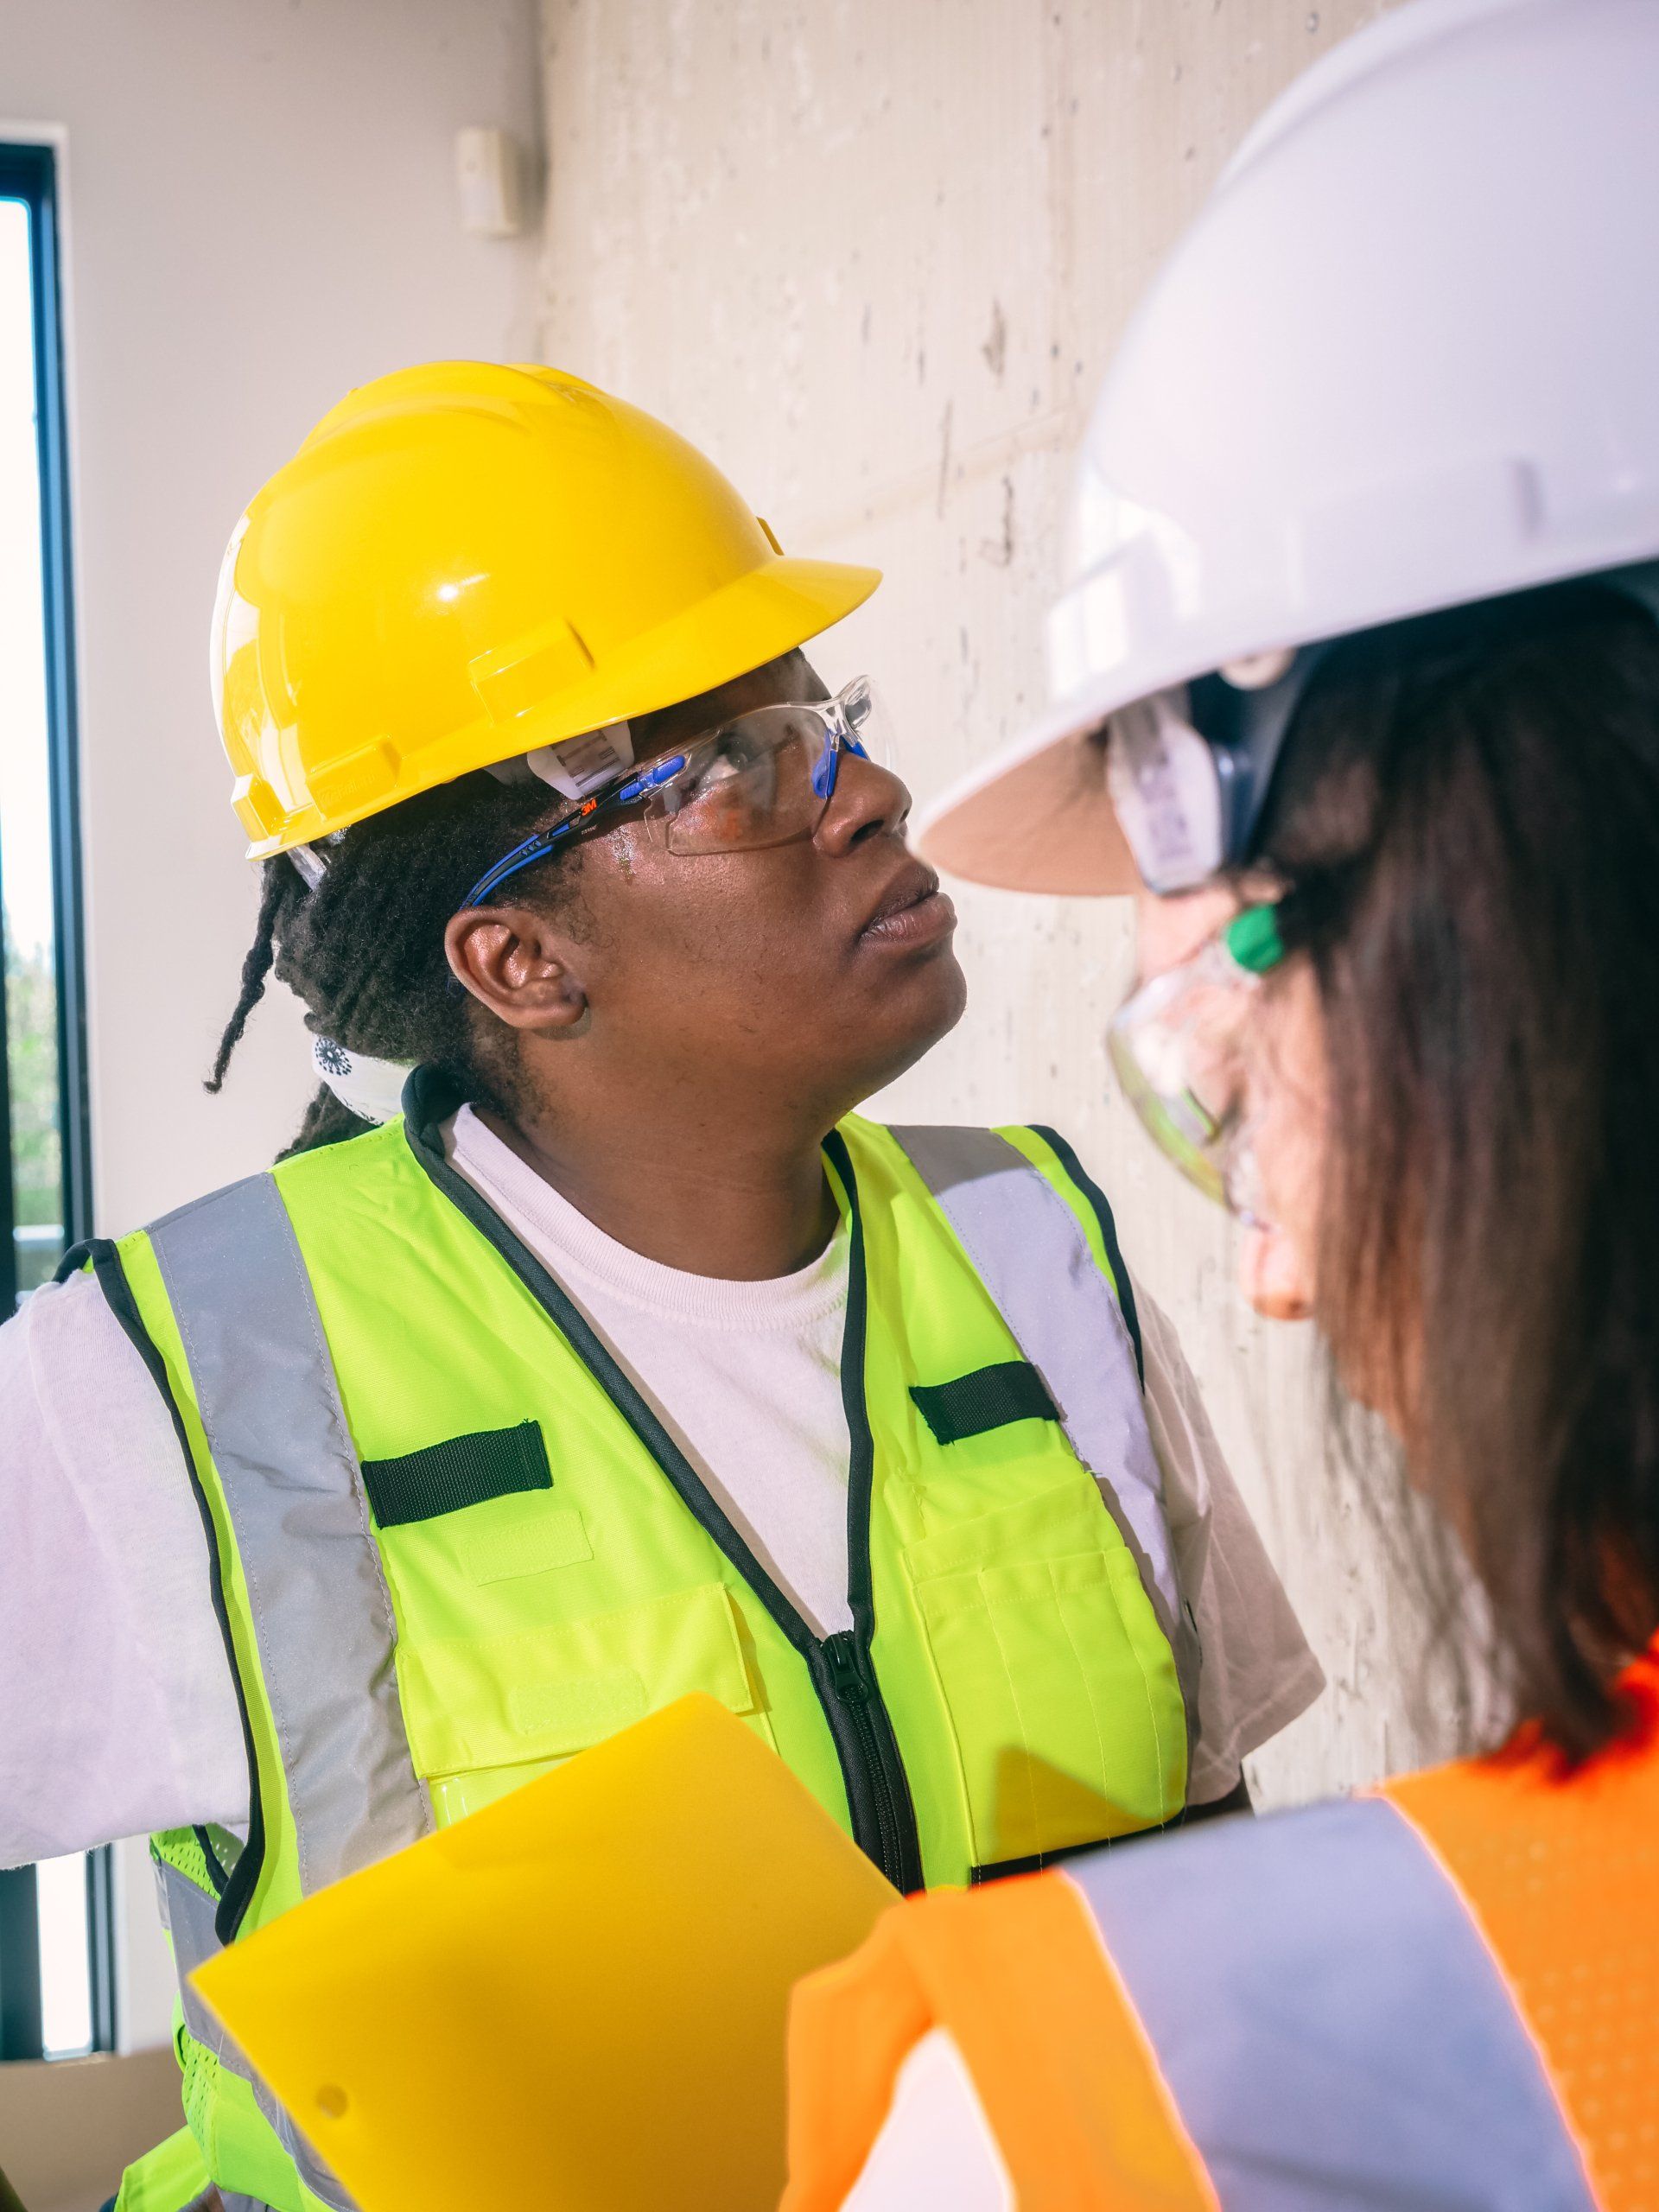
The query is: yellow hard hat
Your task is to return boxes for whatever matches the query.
[212,360,880,856]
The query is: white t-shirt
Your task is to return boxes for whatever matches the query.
[0,1109,1322,1865]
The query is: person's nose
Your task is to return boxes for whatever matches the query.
[813,747,912,855]
[1237,1221,1314,1322]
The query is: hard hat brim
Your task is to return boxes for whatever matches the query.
[918,684,1137,897]
[243,551,881,859]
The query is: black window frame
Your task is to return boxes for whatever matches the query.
[0,137,105,2064]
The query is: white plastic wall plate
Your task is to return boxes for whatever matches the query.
[454,127,523,239]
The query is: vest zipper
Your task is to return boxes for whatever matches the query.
[813,1630,925,1892]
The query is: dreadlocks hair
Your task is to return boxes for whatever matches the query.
[207,770,583,1156]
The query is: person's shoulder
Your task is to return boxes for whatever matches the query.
[3,1262,120,1365]
[1064,1783,1545,2074]
[1071,1793,1427,1971]
[0,1262,157,1439]
[131,1124,409,1237]
[1046,1788,1592,2202]
[990,1120,1119,1194]
[849,1110,1107,1169]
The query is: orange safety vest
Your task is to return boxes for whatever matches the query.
[785,1645,1659,2210]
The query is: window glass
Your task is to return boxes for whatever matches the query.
[0,154,104,2062]
[0,194,65,1302]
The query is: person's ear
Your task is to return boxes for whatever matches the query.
[444,906,589,1036]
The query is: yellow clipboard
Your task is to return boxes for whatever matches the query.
[193,1696,899,2211]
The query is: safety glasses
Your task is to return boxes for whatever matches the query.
[460,675,890,910]
[1107,902,1286,1223]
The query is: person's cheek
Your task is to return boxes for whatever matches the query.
[1131,880,1238,981]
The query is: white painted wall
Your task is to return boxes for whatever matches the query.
[3,0,543,1233]
[3,0,542,2054]
[536,0,1456,1810]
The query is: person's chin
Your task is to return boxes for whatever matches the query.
[856,950,969,1093]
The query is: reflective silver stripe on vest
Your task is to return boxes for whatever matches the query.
[149,1173,432,1896]
[153,1853,234,2062]
[154,1856,356,2211]
[1068,1799,1600,2207]
[887,1125,1201,1735]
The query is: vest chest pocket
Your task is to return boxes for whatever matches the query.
[903,1481,1187,1872]
[397,1580,775,1824]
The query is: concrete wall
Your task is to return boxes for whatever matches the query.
[3,0,542,2053]
[536,0,1450,1808]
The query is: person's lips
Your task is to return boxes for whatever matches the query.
[858,859,957,949]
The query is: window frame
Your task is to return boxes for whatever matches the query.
[0,137,104,2063]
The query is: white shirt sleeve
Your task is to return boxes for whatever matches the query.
[0,1270,248,1865]
[842,2029,1014,2211]
[1135,1288,1325,1803]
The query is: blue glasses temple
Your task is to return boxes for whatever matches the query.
[460,749,690,908]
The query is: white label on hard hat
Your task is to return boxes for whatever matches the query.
[525,722,634,802]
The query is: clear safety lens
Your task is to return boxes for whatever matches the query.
[658,677,891,856]
[460,676,895,905]
[1107,928,1268,1219]
[1105,690,1225,895]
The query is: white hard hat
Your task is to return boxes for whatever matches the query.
[924,0,1659,894]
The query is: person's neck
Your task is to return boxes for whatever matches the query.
[477,1096,841,1281]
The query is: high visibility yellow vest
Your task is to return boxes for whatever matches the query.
[101,1073,1193,2212]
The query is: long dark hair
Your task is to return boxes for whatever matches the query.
[1255,578,1659,1758]
[207,770,577,1154]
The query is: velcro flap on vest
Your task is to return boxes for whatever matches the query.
[397,1580,762,1773]
[509,1672,645,1744]
[904,1481,1110,1585]
[910,1360,1059,1446]
[359,1419,551,1528]
[458,1506,593,1585]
